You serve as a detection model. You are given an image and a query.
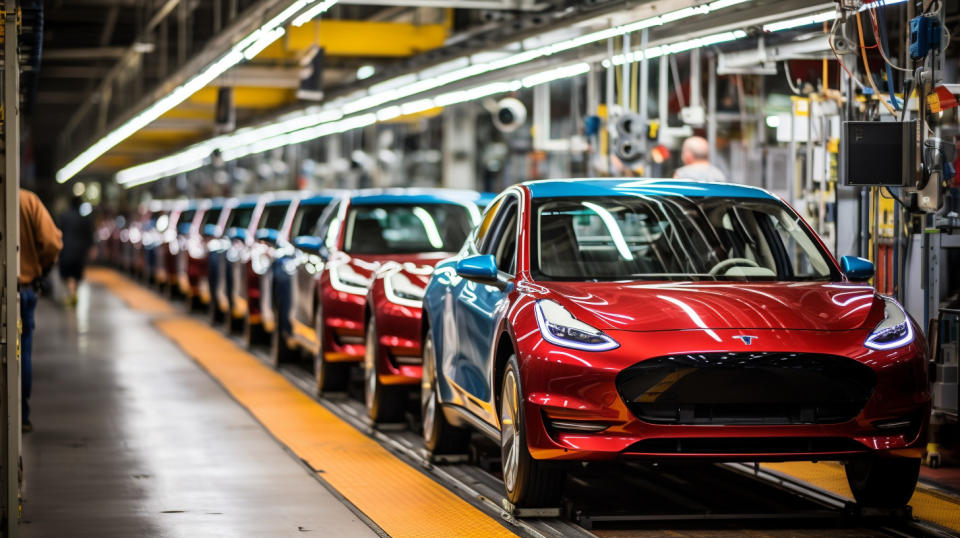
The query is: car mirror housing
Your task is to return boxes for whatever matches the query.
[203,224,218,238]
[255,228,279,245]
[840,255,875,281]
[293,235,323,253]
[456,254,498,283]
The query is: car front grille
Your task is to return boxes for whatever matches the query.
[616,352,876,426]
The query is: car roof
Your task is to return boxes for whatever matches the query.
[300,194,338,206]
[349,188,494,206]
[522,178,776,200]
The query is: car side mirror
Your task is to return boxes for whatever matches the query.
[456,254,498,283]
[840,255,874,281]
[255,228,279,245]
[203,224,218,238]
[293,235,323,253]
[227,227,247,242]
[177,222,191,236]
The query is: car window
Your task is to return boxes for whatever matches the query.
[201,208,221,225]
[225,206,254,229]
[473,197,503,249]
[258,204,289,230]
[291,202,330,238]
[481,196,518,275]
[531,196,837,282]
[178,210,196,227]
[342,203,474,255]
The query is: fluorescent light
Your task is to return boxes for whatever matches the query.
[356,65,376,80]
[112,0,766,187]
[55,0,339,184]
[521,62,590,87]
[292,0,338,27]
[762,10,834,32]
[243,27,285,60]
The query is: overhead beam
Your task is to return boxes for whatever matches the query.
[41,66,112,78]
[258,19,448,59]
[214,66,303,88]
[43,47,127,60]
[338,0,545,9]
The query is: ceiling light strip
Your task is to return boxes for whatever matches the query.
[55,0,339,184]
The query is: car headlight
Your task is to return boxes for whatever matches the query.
[330,263,370,295]
[534,299,619,351]
[384,272,425,308]
[864,298,915,351]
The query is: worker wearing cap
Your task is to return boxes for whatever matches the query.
[19,189,63,432]
[673,136,727,182]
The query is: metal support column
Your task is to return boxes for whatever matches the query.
[707,53,717,164]
[1,3,19,535]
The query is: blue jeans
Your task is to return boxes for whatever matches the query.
[20,287,36,424]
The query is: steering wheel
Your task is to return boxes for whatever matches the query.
[708,257,760,276]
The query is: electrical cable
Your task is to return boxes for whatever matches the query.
[868,5,911,73]
[783,60,801,95]
[828,17,867,91]
[855,10,898,115]
[872,4,901,110]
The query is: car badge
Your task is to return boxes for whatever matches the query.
[734,335,757,345]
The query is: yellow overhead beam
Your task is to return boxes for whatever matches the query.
[258,19,448,60]
[188,86,297,109]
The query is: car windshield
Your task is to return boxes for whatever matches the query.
[201,208,221,225]
[225,206,254,229]
[531,196,839,282]
[291,202,330,237]
[258,204,289,230]
[343,203,473,254]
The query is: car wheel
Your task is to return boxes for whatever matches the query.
[845,457,920,508]
[500,355,565,508]
[243,315,263,348]
[364,317,405,423]
[314,308,348,394]
[270,307,294,368]
[421,329,469,455]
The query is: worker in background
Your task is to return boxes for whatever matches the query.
[673,136,727,182]
[20,189,63,432]
[57,196,94,306]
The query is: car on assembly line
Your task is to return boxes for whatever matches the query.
[241,192,317,347]
[286,189,490,397]
[267,193,339,366]
[362,191,494,422]
[420,178,930,509]
[161,201,195,296]
[217,195,268,331]
[175,199,223,310]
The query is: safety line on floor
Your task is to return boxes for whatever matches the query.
[86,268,175,314]
[89,268,516,537]
[761,462,960,532]
[153,316,516,538]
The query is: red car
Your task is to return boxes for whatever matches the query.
[294,189,490,401]
[175,199,224,310]
[363,192,493,422]
[421,179,929,509]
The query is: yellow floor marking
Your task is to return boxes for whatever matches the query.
[155,317,515,538]
[762,461,960,531]
[86,268,174,314]
[90,268,514,536]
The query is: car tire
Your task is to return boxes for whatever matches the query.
[243,315,264,348]
[421,329,469,455]
[845,457,920,508]
[364,317,405,423]
[500,355,565,508]
[270,306,295,368]
[314,308,348,394]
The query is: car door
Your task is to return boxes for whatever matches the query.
[291,200,341,344]
[452,193,519,423]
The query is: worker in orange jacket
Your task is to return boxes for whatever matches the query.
[19,189,63,432]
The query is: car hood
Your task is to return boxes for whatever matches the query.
[338,252,450,283]
[536,281,880,332]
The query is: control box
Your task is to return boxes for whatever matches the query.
[843,121,916,187]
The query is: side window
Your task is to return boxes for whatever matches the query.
[319,201,344,250]
[473,197,503,249]
[481,196,519,275]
